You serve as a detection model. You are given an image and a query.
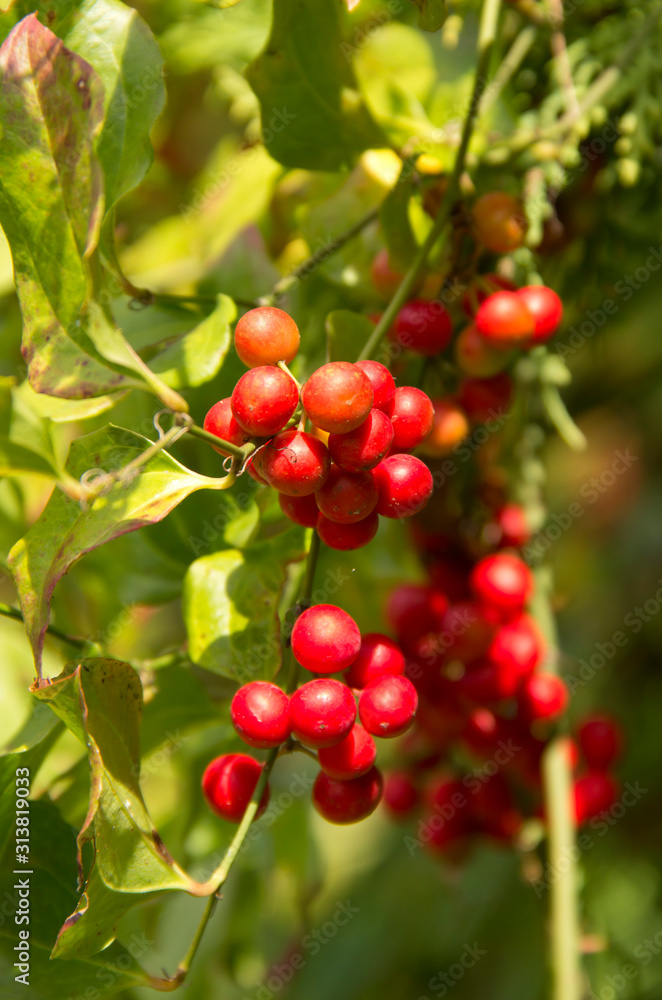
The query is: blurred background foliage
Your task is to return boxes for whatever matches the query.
[0,0,661,998]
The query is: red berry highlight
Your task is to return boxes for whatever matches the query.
[203,398,250,456]
[359,675,418,738]
[345,632,406,689]
[373,453,434,519]
[260,429,330,496]
[202,753,269,823]
[328,408,394,472]
[391,299,453,356]
[230,681,291,749]
[355,359,396,414]
[476,291,535,349]
[234,306,300,368]
[390,386,435,452]
[291,604,361,673]
[231,366,299,437]
[302,362,374,434]
[470,553,533,618]
[516,285,563,344]
[289,678,356,749]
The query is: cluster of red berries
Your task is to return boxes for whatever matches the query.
[202,604,418,825]
[203,306,435,550]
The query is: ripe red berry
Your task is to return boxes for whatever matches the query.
[519,672,568,721]
[312,767,383,824]
[462,708,499,757]
[390,386,435,451]
[291,604,361,674]
[260,429,330,496]
[390,299,452,356]
[278,492,320,528]
[370,249,403,300]
[203,398,250,456]
[202,753,269,822]
[328,408,394,472]
[456,656,520,703]
[470,553,533,618]
[472,192,527,253]
[359,675,418,738]
[231,366,299,437]
[246,456,267,484]
[234,306,300,368]
[230,681,291,749]
[516,285,563,344]
[454,323,512,378]
[373,454,434,519]
[315,465,378,524]
[317,724,377,779]
[578,715,623,770]
[289,678,356,749]
[485,615,544,682]
[461,274,517,317]
[302,362,373,434]
[383,771,420,818]
[316,511,379,550]
[345,633,405,689]
[476,291,535,349]
[574,771,619,825]
[437,601,497,665]
[458,374,513,424]
[355,360,396,414]
[419,398,470,457]
[386,584,448,640]
[491,503,531,548]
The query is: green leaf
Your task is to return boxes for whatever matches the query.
[0,436,59,480]
[34,658,200,957]
[183,528,308,681]
[379,162,419,271]
[326,310,375,363]
[150,294,236,389]
[245,0,387,170]
[411,0,449,32]
[8,424,234,675]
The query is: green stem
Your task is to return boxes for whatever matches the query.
[357,0,504,362]
[0,603,87,649]
[187,422,256,462]
[480,24,537,114]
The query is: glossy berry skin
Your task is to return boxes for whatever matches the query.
[315,466,378,524]
[458,374,513,424]
[373,454,434,519]
[419,399,469,457]
[519,672,568,722]
[384,771,420,818]
[359,675,418,738]
[370,249,403,301]
[391,299,453,356]
[516,285,563,344]
[355,360,396,415]
[470,553,533,619]
[476,291,535,349]
[317,511,379,550]
[202,754,269,823]
[246,454,267,484]
[472,192,526,253]
[278,493,320,528]
[328,408,394,472]
[345,633,405,690]
[203,398,250,456]
[234,306,300,368]
[291,604,361,674]
[578,715,623,770]
[289,678,356,749]
[317,724,377,779]
[312,766,383,824]
[390,386,435,452]
[574,772,619,825]
[302,362,374,434]
[230,681,291,749]
[231,366,299,437]
[386,584,448,640]
[260,430,330,496]
[486,615,544,682]
[455,323,513,377]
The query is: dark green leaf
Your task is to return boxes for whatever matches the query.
[380,161,419,270]
[326,310,375,363]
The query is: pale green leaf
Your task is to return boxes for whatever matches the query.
[326,310,375,363]
[150,294,236,389]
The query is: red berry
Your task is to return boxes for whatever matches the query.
[458,374,513,424]
[355,360,396,415]
[359,675,418,738]
[291,604,361,674]
[386,584,448,640]
[373,454,434,519]
[345,633,406,689]
[491,503,531,548]
[315,465,378,524]
[476,291,535,349]
[390,386,435,451]
[485,615,544,682]
[246,456,267,484]
[390,299,453,356]
[456,657,520,703]
[461,274,517,317]
[202,753,269,822]
[574,771,619,825]
[302,362,373,434]
[519,672,568,721]
[231,366,299,437]
[317,724,376,779]
[260,429,330,496]
[578,715,623,770]
[516,285,563,344]
[317,511,379,550]
[419,398,469,457]
[472,192,526,254]
[384,771,420,818]
[312,767,383,824]
[328,408,394,472]
[455,323,512,377]
[234,306,300,368]
[289,678,356,749]
[370,249,403,300]
[279,492,319,528]
[470,553,533,618]
[203,398,250,456]
[462,708,499,756]
[230,681,291,749]
[437,601,497,665]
